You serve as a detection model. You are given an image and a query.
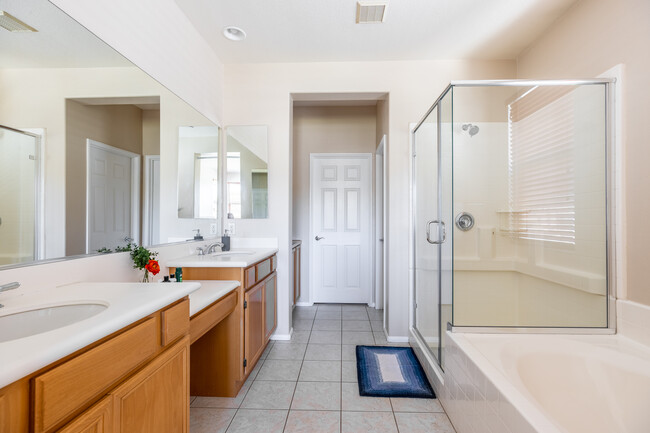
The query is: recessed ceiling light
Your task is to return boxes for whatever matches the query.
[223,26,246,41]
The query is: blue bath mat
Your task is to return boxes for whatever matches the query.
[356,345,435,398]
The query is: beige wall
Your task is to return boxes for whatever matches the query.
[142,109,161,156]
[292,105,378,304]
[65,101,144,255]
[516,0,650,306]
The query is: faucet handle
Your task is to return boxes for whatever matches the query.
[196,247,205,256]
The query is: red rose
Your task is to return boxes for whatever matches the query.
[145,259,160,275]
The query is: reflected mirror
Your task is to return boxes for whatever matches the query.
[226,126,268,219]
[0,0,219,268]
[177,126,220,219]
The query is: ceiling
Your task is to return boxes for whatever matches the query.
[0,0,132,68]
[175,0,578,64]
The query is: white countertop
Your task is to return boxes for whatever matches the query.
[166,248,277,269]
[189,280,240,316]
[0,281,200,389]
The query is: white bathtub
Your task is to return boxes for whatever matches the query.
[438,332,650,433]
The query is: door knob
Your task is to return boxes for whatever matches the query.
[315,236,325,241]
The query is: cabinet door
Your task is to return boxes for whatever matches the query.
[58,396,113,433]
[264,274,277,340]
[111,338,189,433]
[244,282,265,376]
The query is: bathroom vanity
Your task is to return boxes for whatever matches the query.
[168,249,278,397]
[0,282,199,433]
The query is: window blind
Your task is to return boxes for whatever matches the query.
[507,87,576,244]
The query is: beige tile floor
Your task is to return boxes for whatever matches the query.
[190,304,457,433]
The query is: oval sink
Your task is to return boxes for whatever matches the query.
[0,303,108,343]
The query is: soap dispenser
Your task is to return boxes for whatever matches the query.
[222,229,231,251]
[193,229,204,241]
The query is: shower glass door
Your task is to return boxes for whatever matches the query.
[438,90,453,367]
[413,106,441,364]
[412,89,454,369]
[0,126,39,266]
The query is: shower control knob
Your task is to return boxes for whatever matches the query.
[455,212,475,231]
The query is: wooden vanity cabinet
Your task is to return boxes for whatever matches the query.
[110,337,189,433]
[0,297,190,433]
[174,253,277,397]
[244,280,265,374]
[244,273,277,376]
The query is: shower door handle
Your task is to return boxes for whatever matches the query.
[426,220,446,244]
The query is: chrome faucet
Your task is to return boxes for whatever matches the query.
[0,281,20,308]
[196,242,224,256]
[206,242,224,254]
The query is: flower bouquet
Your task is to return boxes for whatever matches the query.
[125,243,160,282]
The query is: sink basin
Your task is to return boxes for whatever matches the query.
[0,303,108,343]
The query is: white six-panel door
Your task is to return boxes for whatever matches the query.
[86,140,139,253]
[311,154,372,304]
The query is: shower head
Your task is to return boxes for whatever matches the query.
[462,123,479,137]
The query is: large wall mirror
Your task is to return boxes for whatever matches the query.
[0,0,220,269]
[226,125,268,219]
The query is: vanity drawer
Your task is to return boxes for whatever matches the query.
[244,266,256,289]
[33,318,158,433]
[190,291,238,344]
[256,259,272,282]
[162,298,190,346]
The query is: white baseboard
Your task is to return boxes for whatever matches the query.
[270,327,293,341]
[617,299,650,348]
[295,302,314,307]
[387,335,409,343]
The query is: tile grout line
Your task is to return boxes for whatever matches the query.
[282,305,315,432]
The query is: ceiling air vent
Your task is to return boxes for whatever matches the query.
[0,11,37,32]
[356,1,387,24]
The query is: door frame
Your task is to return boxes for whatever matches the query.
[143,154,160,246]
[375,135,387,313]
[85,139,141,253]
[309,153,373,305]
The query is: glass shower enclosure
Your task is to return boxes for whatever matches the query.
[411,80,613,369]
[0,125,41,266]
